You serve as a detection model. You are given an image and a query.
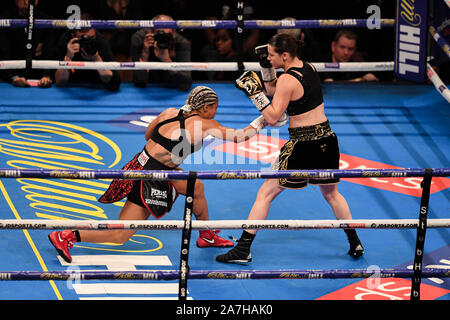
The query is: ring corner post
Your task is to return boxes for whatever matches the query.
[25,0,36,79]
[178,171,197,301]
[235,1,245,73]
[410,168,433,301]
[394,0,429,83]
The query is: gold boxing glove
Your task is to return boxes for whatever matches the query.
[235,71,270,112]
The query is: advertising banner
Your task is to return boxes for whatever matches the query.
[395,0,429,82]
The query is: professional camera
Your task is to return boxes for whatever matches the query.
[153,31,174,50]
[76,35,97,55]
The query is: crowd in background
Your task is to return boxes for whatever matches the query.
[0,0,412,91]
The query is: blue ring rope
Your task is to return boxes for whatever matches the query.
[0,168,448,180]
[0,268,447,281]
[0,19,396,30]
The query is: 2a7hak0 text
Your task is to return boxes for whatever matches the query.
[176,304,273,317]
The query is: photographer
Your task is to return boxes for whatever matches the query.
[130,14,192,92]
[55,15,121,92]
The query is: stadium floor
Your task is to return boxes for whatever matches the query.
[0,81,448,301]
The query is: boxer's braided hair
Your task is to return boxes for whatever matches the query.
[181,86,218,114]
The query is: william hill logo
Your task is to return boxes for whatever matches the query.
[396,0,427,81]
[400,0,422,26]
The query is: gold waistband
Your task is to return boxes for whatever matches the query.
[288,121,333,141]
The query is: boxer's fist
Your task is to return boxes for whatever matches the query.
[235,71,270,111]
[255,44,276,82]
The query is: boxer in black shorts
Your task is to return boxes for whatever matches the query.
[217,33,364,264]
[48,85,282,263]
[275,120,340,189]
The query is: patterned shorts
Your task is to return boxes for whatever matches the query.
[272,120,340,189]
[99,148,177,218]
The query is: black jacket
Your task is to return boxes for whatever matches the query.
[57,30,121,91]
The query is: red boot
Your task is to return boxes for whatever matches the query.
[48,230,78,263]
[197,230,234,248]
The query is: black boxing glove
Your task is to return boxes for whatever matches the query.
[255,44,276,82]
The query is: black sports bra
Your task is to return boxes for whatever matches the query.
[285,63,323,116]
[150,109,203,158]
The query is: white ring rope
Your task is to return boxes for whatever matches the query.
[427,24,450,103]
[1,218,449,230]
[0,60,395,72]
[427,63,450,103]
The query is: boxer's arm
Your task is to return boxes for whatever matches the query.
[259,74,296,125]
[203,118,262,143]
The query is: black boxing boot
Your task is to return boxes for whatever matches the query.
[216,231,254,264]
[344,229,364,258]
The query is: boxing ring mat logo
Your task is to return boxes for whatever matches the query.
[213,136,450,197]
[0,120,121,220]
[318,246,450,300]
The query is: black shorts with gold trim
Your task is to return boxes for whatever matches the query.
[272,120,340,189]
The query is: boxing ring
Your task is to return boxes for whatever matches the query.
[0,167,449,301]
[0,1,449,303]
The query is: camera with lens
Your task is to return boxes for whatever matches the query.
[153,31,174,50]
[76,35,98,55]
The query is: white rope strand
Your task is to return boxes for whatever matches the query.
[0,219,449,230]
[427,63,450,103]
[0,60,395,72]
